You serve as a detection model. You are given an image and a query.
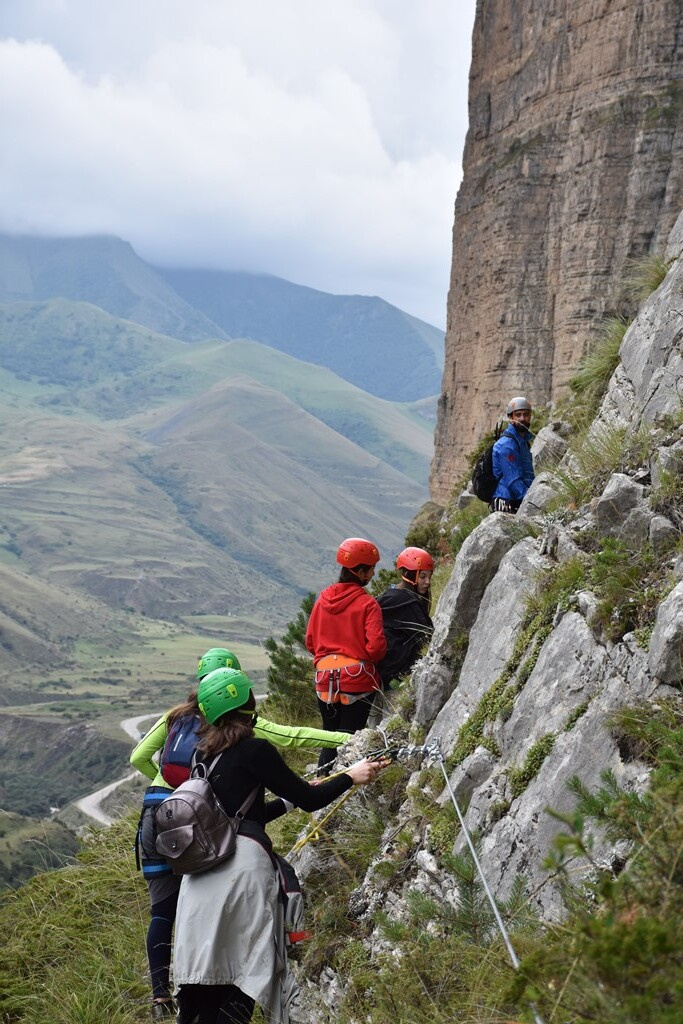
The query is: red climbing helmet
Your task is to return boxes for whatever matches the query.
[336,537,380,569]
[396,547,434,572]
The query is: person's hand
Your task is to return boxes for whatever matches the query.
[345,756,390,786]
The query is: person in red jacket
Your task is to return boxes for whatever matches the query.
[306,537,387,769]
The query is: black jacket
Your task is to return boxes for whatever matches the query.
[376,586,433,686]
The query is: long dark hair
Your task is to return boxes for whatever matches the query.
[338,564,372,585]
[196,692,257,758]
[399,568,432,609]
[166,690,199,729]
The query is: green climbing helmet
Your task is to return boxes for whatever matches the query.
[196,647,241,680]
[197,667,253,724]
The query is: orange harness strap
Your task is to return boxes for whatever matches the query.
[314,654,363,670]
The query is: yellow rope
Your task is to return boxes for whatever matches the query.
[288,786,356,855]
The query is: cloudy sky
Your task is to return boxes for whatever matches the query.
[0,1,476,327]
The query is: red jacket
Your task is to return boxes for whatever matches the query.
[306,583,387,693]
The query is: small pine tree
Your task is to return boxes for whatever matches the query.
[262,592,318,722]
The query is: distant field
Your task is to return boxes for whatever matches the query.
[5,612,273,721]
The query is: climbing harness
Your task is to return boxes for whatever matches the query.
[314,658,379,704]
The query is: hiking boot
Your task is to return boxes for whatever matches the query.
[151,1000,176,1019]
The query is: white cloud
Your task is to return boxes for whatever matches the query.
[0,1,475,325]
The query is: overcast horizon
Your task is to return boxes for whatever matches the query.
[0,1,476,329]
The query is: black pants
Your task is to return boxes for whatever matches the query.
[139,794,183,1000]
[317,694,374,768]
[148,889,180,1000]
[177,983,254,1024]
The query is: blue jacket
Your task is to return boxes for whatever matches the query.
[491,424,535,503]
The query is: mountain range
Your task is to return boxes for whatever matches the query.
[0,233,444,401]
[0,233,440,691]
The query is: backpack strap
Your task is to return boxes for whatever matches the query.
[190,751,223,780]
[233,785,260,823]
[191,751,259,827]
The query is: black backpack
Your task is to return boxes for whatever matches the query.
[471,424,504,502]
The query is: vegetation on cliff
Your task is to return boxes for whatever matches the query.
[0,687,680,1024]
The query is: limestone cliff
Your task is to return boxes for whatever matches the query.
[431,0,683,501]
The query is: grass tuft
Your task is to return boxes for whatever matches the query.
[624,253,671,302]
[568,316,629,425]
[0,817,150,1023]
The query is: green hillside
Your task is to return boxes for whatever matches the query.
[158,266,444,401]
[0,299,431,482]
[0,234,225,342]
[0,233,443,403]
[0,298,429,631]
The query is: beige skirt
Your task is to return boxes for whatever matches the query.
[172,833,298,1023]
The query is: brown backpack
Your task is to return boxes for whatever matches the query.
[154,755,258,875]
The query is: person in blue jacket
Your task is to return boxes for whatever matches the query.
[490,396,535,513]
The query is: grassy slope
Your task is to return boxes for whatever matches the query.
[0,233,226,342]
[156,266,444,401]
[1,704,680,1024]
[0,300,429,631]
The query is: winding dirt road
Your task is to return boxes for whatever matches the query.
[74,713,157,825]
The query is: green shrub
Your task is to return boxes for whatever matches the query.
[445,500,490,558]
[650,467,683,532]
[589,539,665,641]
[368,566,400,597]
[262,592,318,723]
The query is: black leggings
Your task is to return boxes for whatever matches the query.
[148,889,180,1000]
[317,694,374,768]
[177,983,254,1024]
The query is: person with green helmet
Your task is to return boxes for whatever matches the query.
[130,647,352,1020]
[172,667,387,1024]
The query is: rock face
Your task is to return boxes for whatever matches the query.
[291,211,682,1021]
[431,0,683,501]
[593,207,683,435]
[649,581,683,684]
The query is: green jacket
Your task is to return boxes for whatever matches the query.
[130,713,351,788]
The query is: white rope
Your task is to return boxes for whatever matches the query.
[434,746,546,1024]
